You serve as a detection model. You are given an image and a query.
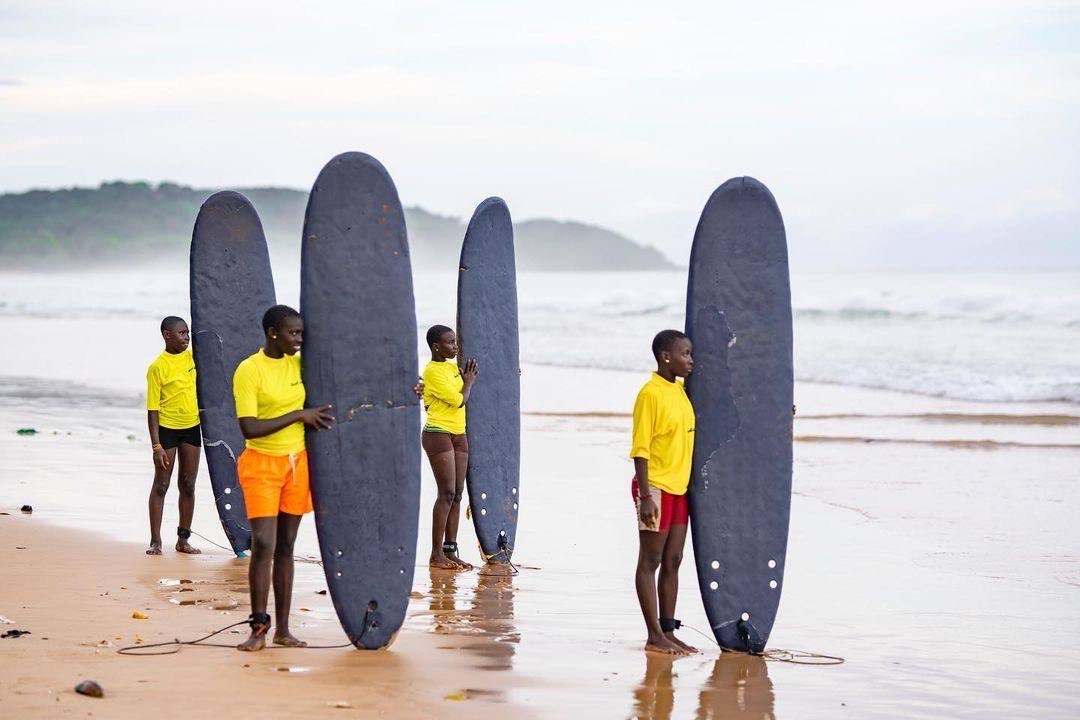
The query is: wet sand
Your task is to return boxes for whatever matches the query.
[2,364,1080,717]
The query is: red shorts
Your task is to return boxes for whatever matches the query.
[631,476,688,533]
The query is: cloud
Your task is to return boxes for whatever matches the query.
[0,79,22,86]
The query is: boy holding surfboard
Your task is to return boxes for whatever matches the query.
[232,305,334,651]
[631,329,697,655]
[144,316,202,556]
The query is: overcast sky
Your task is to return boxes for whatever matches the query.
[1,1,1077,269]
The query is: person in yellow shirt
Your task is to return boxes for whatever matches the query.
[631,329,697,656]
[421,324,478,570]
[232,305,334,652]
[145,316,202,556]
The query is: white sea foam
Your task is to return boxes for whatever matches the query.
[4,267,1079,405]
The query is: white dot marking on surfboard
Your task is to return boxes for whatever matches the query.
[224,504,231,510]
[224,487,231,494]
[769,580,778,589]
[513,503,518,510]
[711,560,720,569]
[741,612,750,621]
[709,581,718,590]
[480,509,487,515]
[481,492,487,499]
[512,487,517,495]
[768,559,776,568]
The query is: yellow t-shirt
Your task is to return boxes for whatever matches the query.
[630,372,696,495]
[422,359,465,435]
[146,348,199,430]
[233,350,306,456]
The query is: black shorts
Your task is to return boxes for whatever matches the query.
[159,425,202,449]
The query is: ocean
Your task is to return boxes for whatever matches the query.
[4,265,1078,407]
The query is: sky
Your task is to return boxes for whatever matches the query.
[1,0,1078,270]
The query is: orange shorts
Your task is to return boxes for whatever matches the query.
[237,448,313,519]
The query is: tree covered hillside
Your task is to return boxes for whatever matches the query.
[0,182,675,271]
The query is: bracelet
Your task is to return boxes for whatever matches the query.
[151,443,164,452]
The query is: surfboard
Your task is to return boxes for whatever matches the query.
[456,197,520,562]
[685,176,793,654]
[300,152,421,649]
[189,191,277,556]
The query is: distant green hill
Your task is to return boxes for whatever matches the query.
[0,182,675,271]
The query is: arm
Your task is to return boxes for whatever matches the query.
[147,410,167,470]
[238,405,334,439]
[633,456,659,526]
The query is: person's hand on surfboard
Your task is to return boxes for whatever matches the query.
[301,404,335,431]
[461,358,478,386]
[413,378,424,398]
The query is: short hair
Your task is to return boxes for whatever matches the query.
[262,305,302,334]
[160,316,185,333]
[426,324,453,347]
[652,329,689,361]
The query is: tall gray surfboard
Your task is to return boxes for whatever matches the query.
[685,177,793,654]
[189,191,276,556]
[457,197,520,562]
[300,152,421,649]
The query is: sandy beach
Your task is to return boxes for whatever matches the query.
[3,357,1079,718]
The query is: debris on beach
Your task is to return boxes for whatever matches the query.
[20,505,32,514]
[0,615,15,624]
[445,690,470,701]
[16,428,38,435]
[74,680,104,698]
[328,700,352,709]
[1,629,31,638]
[131,611,149,620]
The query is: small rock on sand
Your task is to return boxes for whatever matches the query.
[75,680,104,698]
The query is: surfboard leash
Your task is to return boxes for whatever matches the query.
[477,536,520,577]
[678,622,845,665]
[116,614,359,655]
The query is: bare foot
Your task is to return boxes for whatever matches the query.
[236,632,266,652]
[175,539,202,554]
[273,632,307,648]
[445,550,473,570]
[146,542,162,556]
[666,632,698,654]
[429,553,457,569]
[645,635,692,656]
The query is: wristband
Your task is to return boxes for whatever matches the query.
[152,443,164,452]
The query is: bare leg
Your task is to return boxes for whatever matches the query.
[444,450,473,569]
[636,530,687,655]
[237,516,277,651]
[146,447,176,555]
[659,523,696,653]
[272,512,306,647]
[428,450,458,569]
[175,442,201,554]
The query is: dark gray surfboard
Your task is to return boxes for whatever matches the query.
[685,176,793,654]
[456,197,520,562]
[300,152,421,649]
[189,191,276,556]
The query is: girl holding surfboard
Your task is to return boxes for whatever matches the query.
[421,324,479,570]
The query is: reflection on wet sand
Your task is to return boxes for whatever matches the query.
[426,566,520,671]
[632,653,775,720]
